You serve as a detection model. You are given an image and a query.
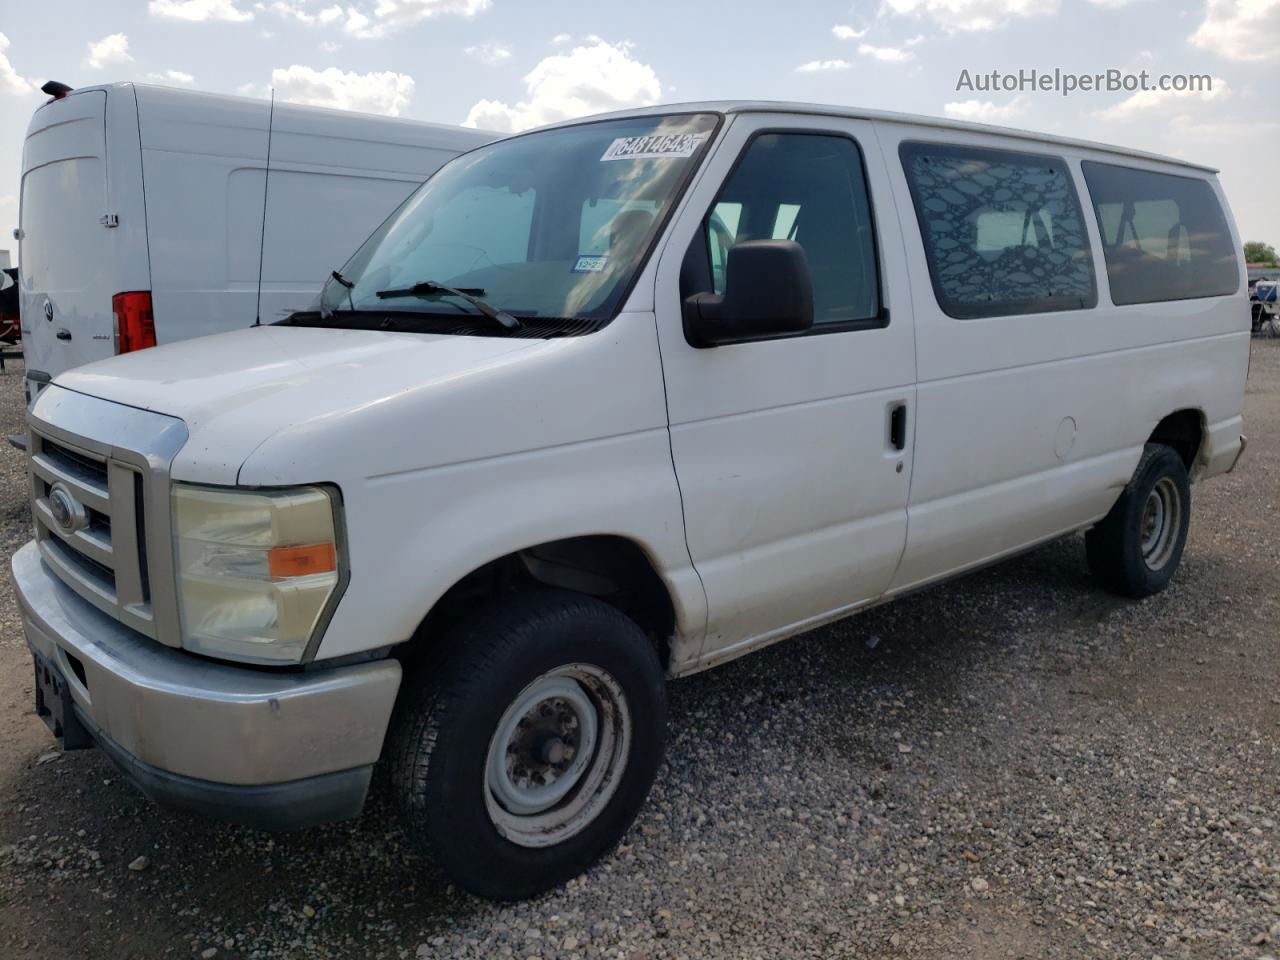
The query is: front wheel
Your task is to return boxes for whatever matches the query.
[389,591,667,900]
[1086,443,1191,598]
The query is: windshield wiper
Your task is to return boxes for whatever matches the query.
[376,280,522,331]
[323,270,356,317]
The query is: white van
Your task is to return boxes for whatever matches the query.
[15,82,494,404]
[13,102,1248,901]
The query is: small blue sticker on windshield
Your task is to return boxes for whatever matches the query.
[572,255,609,273]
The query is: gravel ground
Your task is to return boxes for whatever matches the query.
[0,344,1277,960]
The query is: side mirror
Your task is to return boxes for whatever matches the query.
[683,239,814,347]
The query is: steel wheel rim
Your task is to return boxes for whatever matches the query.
[1140,476,1181,571]
[484,663,631,849]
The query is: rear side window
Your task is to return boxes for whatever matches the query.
[900,142,1096,319]
[1080,161,1239,305]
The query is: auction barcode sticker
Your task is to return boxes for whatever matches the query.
[600,133,707,162]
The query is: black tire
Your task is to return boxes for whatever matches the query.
[389,590,666,901]
[1085,443,1191,598]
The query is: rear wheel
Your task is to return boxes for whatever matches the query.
[1086,443,1191,598]
[389,591,666,900]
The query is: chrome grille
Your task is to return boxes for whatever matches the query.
[27,385,189,648]
[30,430,155,637]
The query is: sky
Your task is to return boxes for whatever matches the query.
[0,0,1277,262]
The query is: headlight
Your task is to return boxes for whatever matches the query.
[172,484,344,664]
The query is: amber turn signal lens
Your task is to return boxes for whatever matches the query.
[267,543,337,579]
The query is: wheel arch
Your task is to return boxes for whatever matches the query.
[1148,408,1206,476]
[399,534,681,672]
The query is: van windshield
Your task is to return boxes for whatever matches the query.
[309,113,720,334]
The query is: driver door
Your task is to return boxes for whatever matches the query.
[652,114,918,663]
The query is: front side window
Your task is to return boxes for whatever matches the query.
[900,142,1096,319]
[704,133,882,328]
[310,113,719,335]
[1080,161,1239,306]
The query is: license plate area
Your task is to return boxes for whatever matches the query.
[32,650,92,750]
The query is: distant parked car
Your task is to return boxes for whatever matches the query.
[1253,275,1279,334]
[16,81,495,405]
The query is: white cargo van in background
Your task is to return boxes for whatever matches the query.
[15,82,495,405]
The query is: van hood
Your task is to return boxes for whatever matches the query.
[56,325,546,485]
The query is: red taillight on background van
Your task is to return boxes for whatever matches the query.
[112,292,156,354]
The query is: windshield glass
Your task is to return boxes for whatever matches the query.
[314,112,720,329]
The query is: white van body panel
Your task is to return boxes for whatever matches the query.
[872,120,1249,592]
[54,316,706,662]
[18,89,134,375]
[18,83,494,387]
[650,113,917,660]
[133,85,492,335]
[28,100,1249,678]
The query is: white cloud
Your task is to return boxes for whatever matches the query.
[84,34,134,70]
[1166,113,1278,142]
[465,42,512,65]
[550,33,571,45]
[343,0,490,37]
[832,24,869,39]
[883,0,1058,31]
[1095,78,1228,120]
[149,0,255,21]
[268,64,415,115]
[796,59,854,72]
[463,39,661,133]
[1086,0,1145,6]
[943,94,1031,122]
[0,33,34,96]
[858,43,913,61]
[145,69,197,85]
[266,1,344,24]
[1190,0,1279,61]
[319,39,340,51]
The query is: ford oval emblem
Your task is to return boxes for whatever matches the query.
[47,482,88,535]
[43,299,54,323]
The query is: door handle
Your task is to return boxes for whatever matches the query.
[889,403,907,452]
[55,328,72,341]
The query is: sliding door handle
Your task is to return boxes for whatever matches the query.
[889,403,908,452]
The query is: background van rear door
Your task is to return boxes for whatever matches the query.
[19,91,115,378]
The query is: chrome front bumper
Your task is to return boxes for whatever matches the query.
[14,541,402,829]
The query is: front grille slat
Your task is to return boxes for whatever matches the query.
[34,498,114,568]
[40,536,117,600]
[30,453,112,514]
[40,437,110,487]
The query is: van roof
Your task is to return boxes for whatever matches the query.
[40,81,499,139]
[540,99,1218,175]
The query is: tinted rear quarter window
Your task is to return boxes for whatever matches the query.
[1080,161,1239,306]
[900,141,1096,319]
